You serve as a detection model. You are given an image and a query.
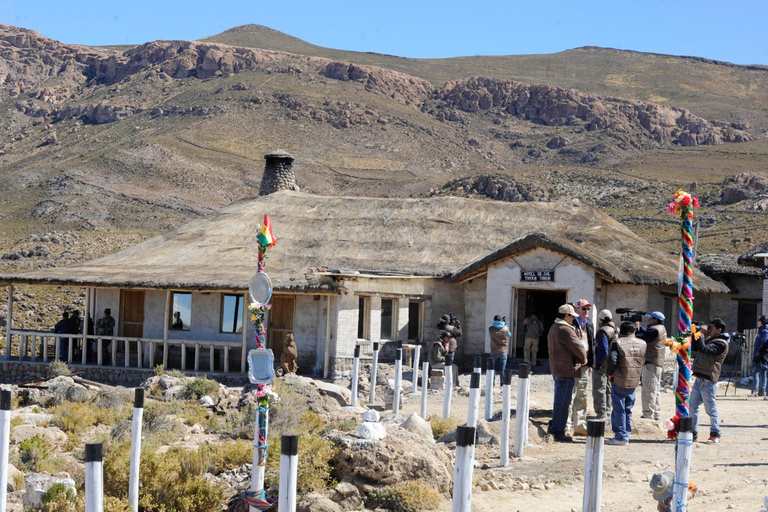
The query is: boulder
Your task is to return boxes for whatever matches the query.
[328,480,362,510]
[362,410,380,422]
[199,395,214,407]
[7,463,22,492]
[437,419,498,446]
[11,424,67,445]
[297,492,343,512]
[358,421,386,441]
[329,429,453,493]
[23,473,76,509]
[399,413,433,441]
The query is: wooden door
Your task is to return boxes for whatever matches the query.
[268,296,295,362]
[120,290,145,338]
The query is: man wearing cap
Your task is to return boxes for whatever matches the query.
[547,304,588,442]
[690,318,729,444]
[593,309,617,420]
[569,299,594,436]
[606,321,647,445]
[636,311,668,421]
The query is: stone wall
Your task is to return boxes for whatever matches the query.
[0,361,249,386]
[330,355,354,385]
[259,151,298,195]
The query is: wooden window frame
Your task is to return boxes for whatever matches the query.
[357,296,371,341]
[380,297,397,341]
[170,291,192,332]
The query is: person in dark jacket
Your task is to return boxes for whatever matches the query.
[637,311,668,420]
[750,316,768,397]
[593,309,617,420]
[547,304,587,443]
[606,321,646,445]
[569,299,595,436]
[489,315,510,385]
[436,313,462,363]
[690,318,730,444]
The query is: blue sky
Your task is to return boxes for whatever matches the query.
[5,0,768,65]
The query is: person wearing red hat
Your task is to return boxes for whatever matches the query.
[568,298,594,436]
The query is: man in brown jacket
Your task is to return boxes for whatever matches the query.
[606,321,647,445]
[547,304,588,442]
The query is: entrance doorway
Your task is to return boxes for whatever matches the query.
[268,296,295,362]
[515,289,567,360]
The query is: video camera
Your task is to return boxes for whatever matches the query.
[731,331,746,344]
[448,312,460,327]
[615,308,646,323]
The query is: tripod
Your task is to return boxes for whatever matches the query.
[723,334,747,396]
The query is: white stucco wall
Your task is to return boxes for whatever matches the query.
[462,276,487,356]
[484,249,596,352]
[93,288,120,331]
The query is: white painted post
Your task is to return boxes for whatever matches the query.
[442,353,454,419]
[351,345,360,408]
[473,355,482,375]
[672,417,694,512]
[582,419,605,512]
[5,284,13,360]
[513,363,531,458]
[451,426,476,512]
[485,356,495,421]
[411,344,421,394]
[466,372,480,428]
[370,342,380,403]
[128,389,144,512]
[0,390,11,512]
[393,348,403,416]
[420,360,429,419]
[85,443,104,512]
[278,435,298,512]
[500,370,512,467]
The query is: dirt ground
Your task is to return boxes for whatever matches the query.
[392,370,768,512]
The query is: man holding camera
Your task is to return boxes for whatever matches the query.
[636,311,667,421]
[435,313,461,386]
[489,315,511,386]
[690,318,730,444]
[547,304,588,443]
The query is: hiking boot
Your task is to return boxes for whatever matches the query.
[692,432,698,442]
[553,434,573,443]
[759,390,766,397]
[573,429,588,437]
[705,434,721,444]
[605,438,628,446]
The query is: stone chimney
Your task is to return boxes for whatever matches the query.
[259,149,298,195]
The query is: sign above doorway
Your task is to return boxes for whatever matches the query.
[521,270,555,282]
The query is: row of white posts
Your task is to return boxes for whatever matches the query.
[0,388,301,512]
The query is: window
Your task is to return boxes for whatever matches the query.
[357,296,370,340]
[380,298,395,340]
[407,301,422,340]
[221,294,244,334]
[170,292,191,331]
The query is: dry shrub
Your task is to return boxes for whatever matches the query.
[19,433,53,471]
[365,480,442,512]
[183,376,220,400]
[50,401,130,435]
[103,496,132,512]
[10,416,23,429]
[428,416,458,440]
[47,360,72,378]
[41,483,76,512]
[264,432,337,496]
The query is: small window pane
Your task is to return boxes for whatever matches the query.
[381,299,394,340]
[358,297,367,339]
[408,302,421,340]
[171,292,191,331]
[222,295,244,334]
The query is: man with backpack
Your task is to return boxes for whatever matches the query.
[523,313,543,368]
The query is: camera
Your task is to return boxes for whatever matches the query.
[615,308,646,323]
[731,331,746,343]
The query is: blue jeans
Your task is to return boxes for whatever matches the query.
[549,376,575,435]
[490,353,507,385]
[610,383,636,441]
[690,378,720,436]
[752,366,768,393]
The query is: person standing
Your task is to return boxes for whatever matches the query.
[489,315,511,385]
[750,316,768,397]
[569,299,594,436]
[637,311,668,420]
[523,313,543,368]
[428,332,458,387]
[547,304,587,443]
[690,318,730,444]
[436,313,462,374]
[53,311,72,361]
[592,309,617,420]
[606,321,647,446]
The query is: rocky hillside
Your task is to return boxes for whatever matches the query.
[1,23,767,261]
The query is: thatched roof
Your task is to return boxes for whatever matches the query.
[0,191,728,293]
[697,253,762,277]
[738,241,768,267]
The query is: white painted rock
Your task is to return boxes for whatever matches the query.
[400,412,433,440]
[358,421,386,440]
[362,409,380,422]
[23,473,76,508]
[199,395,214,407]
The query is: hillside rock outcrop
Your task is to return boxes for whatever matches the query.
[721,172,768,210]
[439,174,550,203]
[320,62,433,106]
[435,77,751,148]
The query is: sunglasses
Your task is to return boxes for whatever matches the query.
[581,307,590,311]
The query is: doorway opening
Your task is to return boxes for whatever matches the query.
[514,289,567,361]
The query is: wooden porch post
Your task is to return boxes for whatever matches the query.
[323,296,332,379]
[5,284,13,360]
[241,291,248,374]
[163,291,170,369]
[82,287,91,365]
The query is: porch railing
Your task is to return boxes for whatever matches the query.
[3,329,244,374]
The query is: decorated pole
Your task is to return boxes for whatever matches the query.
[0,390,11,512]
[246,215,278,511]
[393,348,403,415]
[351,345,360,408]
[672,418,694,512]
[411,344,421,394]
[420,360,429,418]
[370,342,379,403]
[484,356,494,421]
[128,389,144,512]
